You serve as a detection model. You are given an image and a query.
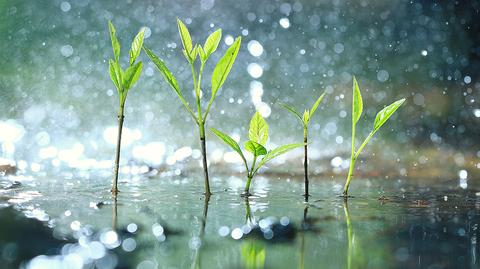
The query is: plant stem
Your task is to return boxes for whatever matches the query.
[112,104,124,195]
[303,126,309,198]
[354,132,374,160]
[199,122,211,196]
[343,157,355,197]
[343,112,356,197]
[244,175,253,195]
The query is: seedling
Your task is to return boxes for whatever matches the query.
[108,21,145,195]
[144,18,241,196]
[343,77,405,197]
[280,92,326,198]
[211,112,303,196]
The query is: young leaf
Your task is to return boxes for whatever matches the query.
[191,44,199,62]
[211,128,247,164]
[211,37,241,98]
[109,59,120,90]
[143,46,182,97]
[177,18,193,59]
[123,61,142,90]
[110,61,123,93]
[129,27,145,66]
[249,112,268,146]
[309,92,326,118]
[203,29,222,58]
[302,110,310,124]
[108,21,120,62]
[372,98,406,133]
[244,141,267,157]
[279,103,302,121]
[256,143,303,170]
[198,46,206,62]
[144,46,198,122]
[352,76,363,124]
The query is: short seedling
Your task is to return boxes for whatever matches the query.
[280,92,326,198]
[108,21,145,195]
[144,18,241,196]
[211,112,303,196]
[343,77,405,197]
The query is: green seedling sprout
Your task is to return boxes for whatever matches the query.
[144,18,241,196]
[343,77,406,197]
[211,112,303,196]
[279,92,326,198]
[108,21,145,195]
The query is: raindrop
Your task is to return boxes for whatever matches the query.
[247,63,263,78]
[61,45,73,57]
[377,70,389,82]
[279,18,290,29]
[60,2,71,12]
[224,35,234,45]
[247,40,264,57]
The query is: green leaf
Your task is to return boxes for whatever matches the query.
[203,29,222,59]
[211,37,241,99]
[309,92,326,118]
[191,44,199,62]
[109,59,120,90]
[198,46,206,62]
[302,110,310,124]
[279,103,302,121]
[143,46,182,97]
[108,21,120,62]
[177,18,193,60]
[123,61,142,90]
[256,143,303,170]
[248,112,268,145]
[244,140,267,156]
[372,98,406,133]
[110,60,123,93]
[144,46,198,123]
[129,27,145,66]
[211,128,247,163]
[352,76,363,124]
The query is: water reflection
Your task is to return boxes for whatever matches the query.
[242,197,265,269]
[191,195,210,269]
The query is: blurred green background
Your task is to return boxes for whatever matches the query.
[0,0,479,173]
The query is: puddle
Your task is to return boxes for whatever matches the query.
[0,173,478,268]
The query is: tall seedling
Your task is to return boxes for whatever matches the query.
[280,92,326,198]
[211,112,303,196]
[144,19,241,196]
[108,21,145,195]
[343,77,405,197]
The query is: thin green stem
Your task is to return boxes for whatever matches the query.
[343,117,356,197]
[244,175,253,195]
[199,122,211,196]
[354,132,374,160]
[303,125,309,197]
[112,103,125,195]
[196,62,205,121]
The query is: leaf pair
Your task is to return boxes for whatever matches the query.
[108,21,145,104]
[144,18,241,124]
[211,112,302,177]
[280,92,326,127]
[177,18,223,64]
[352,76,406,146]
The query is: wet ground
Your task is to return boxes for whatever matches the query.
[1,171,479,269]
